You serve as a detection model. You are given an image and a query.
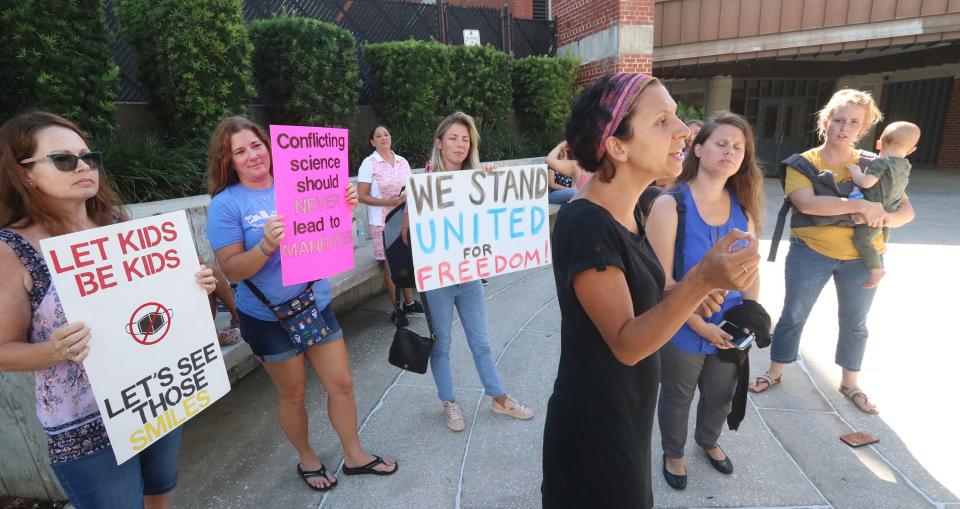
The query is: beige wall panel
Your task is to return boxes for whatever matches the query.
[916,32,944,42]
[844,40,868,49]
[699,0,721,40]
[896,0,925,17]
[920,0,948,15]
[757,49,779,58]
[890,35,918,45]
[820,42,845,52]
[681,0,702,43]
[847,0,874,23]
[717,0,742,38]
[871,0,898,20]
[739,0,761,36]
[655,2,664,46]
[866,36,893,47]
[802,0,827,29]
[780,0,803,32]
[758,0,782,34]
[716,52,737,62]
[824,0,851,27]
[661,1,683,45]
[951,0,960,13]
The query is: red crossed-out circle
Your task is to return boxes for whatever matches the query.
[127,301,172,345]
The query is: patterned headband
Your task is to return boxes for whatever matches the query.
[595,73,658,161]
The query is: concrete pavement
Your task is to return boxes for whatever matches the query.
[171,168,959,508]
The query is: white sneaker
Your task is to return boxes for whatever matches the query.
[491,395,534,420]
[442,401,466,432]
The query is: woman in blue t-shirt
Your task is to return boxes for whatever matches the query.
[205,117,396,492]
[646,112,763,489]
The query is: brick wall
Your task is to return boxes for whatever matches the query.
[556,0,655,85]
[937,78,960,170]
[553,0,620,48]
[574,54,652,85]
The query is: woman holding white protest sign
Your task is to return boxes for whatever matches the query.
[0,111,218,509]
[541,74,760,508]
[356,125,423,326]
[405,111,535,432]
[205,116,396,492]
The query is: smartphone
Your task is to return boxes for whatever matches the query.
[719,320,755,350]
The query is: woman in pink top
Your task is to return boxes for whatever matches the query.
[545,140,591,202]
[357,125,423,325]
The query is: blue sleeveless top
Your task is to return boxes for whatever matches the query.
[670,183,749,355]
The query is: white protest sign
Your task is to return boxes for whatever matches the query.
[407,164,551,291]
[39,211,230,464]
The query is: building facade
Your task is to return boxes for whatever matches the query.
[554,0,960,171]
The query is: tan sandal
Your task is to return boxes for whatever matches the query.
[747,373,781,394]
[839,386,879,415]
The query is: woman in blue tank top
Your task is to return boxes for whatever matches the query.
[646,112,764,489]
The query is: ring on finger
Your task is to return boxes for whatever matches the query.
[740,263,748,274]
[66,346,75,357]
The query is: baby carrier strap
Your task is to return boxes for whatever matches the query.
[767,151,877,262]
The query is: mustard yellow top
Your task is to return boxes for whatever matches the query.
[784,147,885,260]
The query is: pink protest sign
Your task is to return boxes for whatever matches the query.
[270,125,354,285]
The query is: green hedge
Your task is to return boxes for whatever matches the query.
[364,40,452,137]
[364,41,516,129]
[115,0,254,141]
[94,131,207,203]
[250,17,360,126]
[0,0,118,134]
[512,55,578,132]
[447,46,513,129]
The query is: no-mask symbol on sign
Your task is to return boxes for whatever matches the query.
[126,302,173,345]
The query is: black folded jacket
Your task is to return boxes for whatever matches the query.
[718,300,772,430]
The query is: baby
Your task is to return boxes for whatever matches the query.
[846,121,920,288]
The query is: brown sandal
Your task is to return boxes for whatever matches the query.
[747,373,781,394]
[839,386,879,415]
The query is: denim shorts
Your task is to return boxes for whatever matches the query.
[52,426,182,508]
[237,303,343,363]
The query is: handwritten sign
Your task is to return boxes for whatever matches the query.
[40,211,230,464]
[270,125,353,285]
[407,165,551,291]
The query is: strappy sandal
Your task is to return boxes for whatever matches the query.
[297,463,337,492]
[747,373,781,393]
[839,386,879,415]
[343,455,398,476]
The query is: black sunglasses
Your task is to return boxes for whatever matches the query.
[19,151,102,172]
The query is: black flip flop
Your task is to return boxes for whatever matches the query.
[343,455,398,476]
[297,463,338,491]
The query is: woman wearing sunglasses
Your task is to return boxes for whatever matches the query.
[0,111,218,508]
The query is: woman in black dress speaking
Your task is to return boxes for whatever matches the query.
[541,73,761,508]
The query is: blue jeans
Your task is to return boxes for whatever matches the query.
[770,240,879,371]
[424,280,506,402]
[548,188,576,204]
[52,427,182,509]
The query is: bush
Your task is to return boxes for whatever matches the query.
[250,17,360,126]
[114,0,254,141]
[0,0,118,134]
[365,40,452,137]
[94,131,207,203]
[447,46,513,129]
[366,40,516,132]
[677,101,704,123]
[480,126,558,163]
[512,55,578,132]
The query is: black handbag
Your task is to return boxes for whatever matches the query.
[388,286,435,374]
